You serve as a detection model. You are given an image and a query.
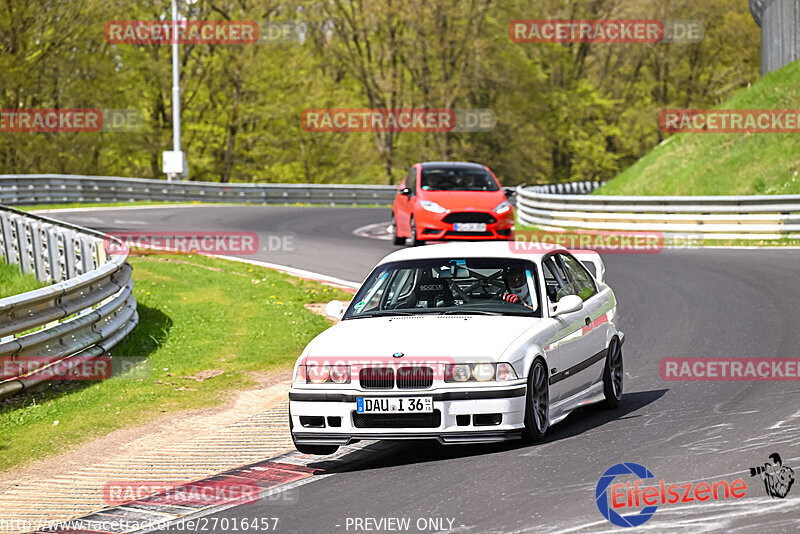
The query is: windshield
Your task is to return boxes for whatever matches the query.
[420,167,500,192]
[343,258,541,319]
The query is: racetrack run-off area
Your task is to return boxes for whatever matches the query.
[29,204,800,534]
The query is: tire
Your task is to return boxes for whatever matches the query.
[391,214,404,246]
[601,338,623,409]
[289,412,339,455]
[408,217,424,247]
[522,358,549,443]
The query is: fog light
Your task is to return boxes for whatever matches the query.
[472,364,495,381]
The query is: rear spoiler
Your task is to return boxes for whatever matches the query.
[575,250,605,284]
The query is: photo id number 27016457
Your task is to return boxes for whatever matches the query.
[165,517,279,531]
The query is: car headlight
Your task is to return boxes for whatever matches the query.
[301,364,351,384]
[447,364,472,382]
[420,200,448,214]
[329,365,350,384]
[472,364,495,381]
[494,201,512,214]
[445,363,518,382]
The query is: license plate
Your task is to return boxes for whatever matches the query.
[454,223,487,232]
[356,397,433,414]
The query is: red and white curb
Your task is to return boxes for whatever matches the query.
[33,442,394,534]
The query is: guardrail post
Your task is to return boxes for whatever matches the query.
[46,227,62,282]
[79,236,95,274]
[62,230,78,278]
[0,212,13,264]
[30,222,47,281]
[14,218,32,273]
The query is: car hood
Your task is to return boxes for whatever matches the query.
[303,315,540,363]
[420,190,506,211]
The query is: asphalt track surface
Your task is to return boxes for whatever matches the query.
[50,206,800,533]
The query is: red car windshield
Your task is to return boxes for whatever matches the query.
[420,167,499,192]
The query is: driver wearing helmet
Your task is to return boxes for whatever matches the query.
[501,268,529,305]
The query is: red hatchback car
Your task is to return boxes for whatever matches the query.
[392,162,514,246]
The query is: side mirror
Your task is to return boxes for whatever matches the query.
[399,187,412,196]
[553,294,583,316]
[325,300,346,320]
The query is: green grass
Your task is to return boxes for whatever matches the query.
[0,260,46,298]
[513,221,800,248]
[0,252,350,472]
[595,60,800,196]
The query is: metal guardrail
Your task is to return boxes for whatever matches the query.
[0,174,397,206]
[0,206,138,399]
[516,183,800,240]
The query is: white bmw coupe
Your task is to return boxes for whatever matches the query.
[289,241,624,454]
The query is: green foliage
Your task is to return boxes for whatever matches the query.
[597,59,800,195]
[0,0,760,187]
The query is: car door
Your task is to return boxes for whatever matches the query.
[558,253,608,386]
[540,254,598,402]
[394,166,417,234]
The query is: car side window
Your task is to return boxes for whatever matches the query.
[542,256,574,303]
[406,167,417,195]
[559,254,597,301]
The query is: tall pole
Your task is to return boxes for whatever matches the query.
[170,0,181,180]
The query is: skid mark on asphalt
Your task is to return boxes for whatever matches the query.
[353,222,393,241]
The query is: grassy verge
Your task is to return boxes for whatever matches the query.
[595,60,800,196]
[0,260,46,298]
[514,221,800,248]
[0,252,350,472]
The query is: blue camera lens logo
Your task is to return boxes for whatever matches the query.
[596,462,658,528]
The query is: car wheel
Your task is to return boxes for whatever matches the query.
[391,214,404,246]
[601,338,623,409]
[522,358,549,443]
[408,217,424,247]
[289,413,339,455]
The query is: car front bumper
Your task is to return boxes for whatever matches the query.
[414,209,514,241]
[289,383,527,446]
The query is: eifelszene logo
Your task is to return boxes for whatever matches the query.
[750,452,795,498]
[595,462,747,528]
